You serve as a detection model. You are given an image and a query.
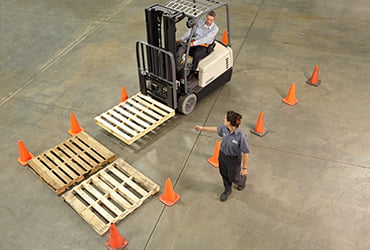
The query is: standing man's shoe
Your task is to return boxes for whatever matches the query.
[220,191,231,202]
[237,175,247,191]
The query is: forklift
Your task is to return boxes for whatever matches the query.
[137,0,233,114]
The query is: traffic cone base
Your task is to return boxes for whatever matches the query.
[306,79,321,87]
[105,223,129,250]
[17,140,34,166]
[105,236,128,250]
[208,141,220,168]
[68,113,84,136]
[282,96,298,105]
[159,192,180,206]
[68,127,85,136]
[207,157,219,168]
[250,127,269,137]
[159,178,180,206]
[17,153,34,166]
[251,112,268,137]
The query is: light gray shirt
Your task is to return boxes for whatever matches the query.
[180,18,219,46]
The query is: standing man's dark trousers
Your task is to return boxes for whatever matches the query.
[189,45,208,72]
[218,151,246,194]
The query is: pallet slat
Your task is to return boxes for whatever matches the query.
[107,109,145,132]
[63,140,96,168]
[99,171,140,204]
[134,95,168,116]
[109,167,148,197]
[62,158,160,235]
[126,99,163,121]
[101,113,138,137]
[82,182,124,216]
[138,94,174,113]
[93,177,132,210]
[94,93,175,145]
[56,144,89,174]
[94,116,133,141]
[113,106,151,129]
[27,132,116,195]
[124,105,157,124]
[46,151,80,180]
[37,154,72,183]
[32,156,67,188]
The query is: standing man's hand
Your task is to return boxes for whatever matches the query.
[194,125,202,131]
[190,42,194,47]
[241,168,248,176]
[194,126,217,133]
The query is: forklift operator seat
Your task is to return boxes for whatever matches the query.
[196,40,233,87]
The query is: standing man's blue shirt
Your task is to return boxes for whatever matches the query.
[217,125,250,156]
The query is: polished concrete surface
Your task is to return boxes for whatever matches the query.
[1,0,370,249]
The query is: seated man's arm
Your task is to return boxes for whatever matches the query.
[179,28,192,43]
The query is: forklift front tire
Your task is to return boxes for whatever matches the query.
[178,93,197,115]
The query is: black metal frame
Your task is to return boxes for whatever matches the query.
[136,41,177,109]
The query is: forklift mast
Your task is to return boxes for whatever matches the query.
[145,5,182,55]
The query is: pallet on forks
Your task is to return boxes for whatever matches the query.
[94,93,175,145]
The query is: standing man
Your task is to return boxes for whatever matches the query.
[177,11,219,80]
[195,111,249,202]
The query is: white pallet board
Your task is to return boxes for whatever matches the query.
[94,93,175,145]
[62,158,160,235]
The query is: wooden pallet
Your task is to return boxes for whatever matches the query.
[27,132,116,195]
[94,93,175,145]
[62,158,160,235]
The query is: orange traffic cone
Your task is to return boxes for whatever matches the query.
[306,65,321,86]
[222,30,228,45]
[250,112,269,136]
[118,86,128,104]
[208,140,220,168]
[17,140,34,166]
[68,112,85,136]
[104,223,128,250]
[159,178,180,206]
[282,82,299,105]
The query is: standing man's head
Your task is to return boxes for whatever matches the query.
[224,111,243,128]
[205,11,216,26]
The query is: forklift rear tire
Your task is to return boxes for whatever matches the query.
[178,93,197,115]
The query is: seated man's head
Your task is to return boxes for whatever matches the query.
[205,11,216,26]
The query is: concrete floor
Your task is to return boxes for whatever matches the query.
[1,0,370,249]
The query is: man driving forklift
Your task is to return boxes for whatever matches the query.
[137,0,233,114]
[176,11,219,80]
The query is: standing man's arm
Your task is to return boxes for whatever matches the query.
[195,126,217,133]
[241,153,249,176]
